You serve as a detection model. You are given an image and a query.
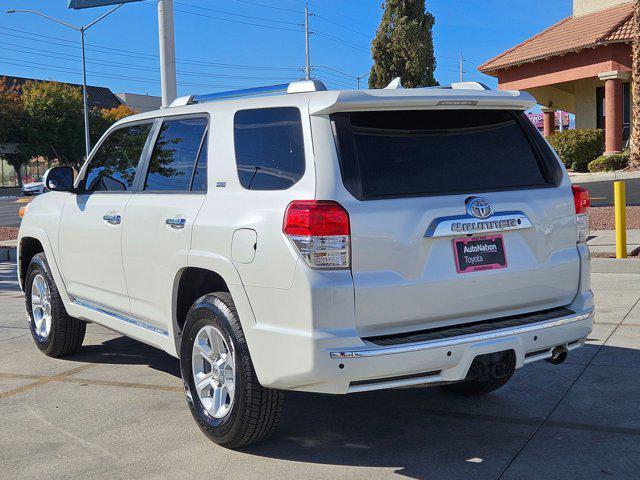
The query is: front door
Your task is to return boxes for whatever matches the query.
[59,121,153,313]
[121,116,209,332]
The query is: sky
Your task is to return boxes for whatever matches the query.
[0,0,574,98]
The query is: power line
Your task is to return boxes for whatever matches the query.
[1,42,297,81]
[234,0,301,14]
[141,1,304,32]
[313,30,369,53]
[173,0,302,26]
[311,13,371,39]
[2,58,254,89]
[0,27,301,71]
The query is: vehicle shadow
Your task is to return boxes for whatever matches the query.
[68,335,181,379]
[61,333,640,480]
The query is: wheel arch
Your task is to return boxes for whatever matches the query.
[17,228,68,302]
[172,253,256,356]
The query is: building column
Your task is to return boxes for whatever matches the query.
[598,71,630,154]
[541,106,557,138]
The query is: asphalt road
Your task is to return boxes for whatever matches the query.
[575,177,640,207]
[1,261,640,479]
[0,195,22,228]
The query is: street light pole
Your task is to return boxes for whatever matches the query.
[6,5,123,159]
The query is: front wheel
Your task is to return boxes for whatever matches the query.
[25,253,86,357]
[180,292,284,448]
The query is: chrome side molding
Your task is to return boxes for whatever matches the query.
[330,309,594,359]
[425,211,533,238]
[73,299,169,337]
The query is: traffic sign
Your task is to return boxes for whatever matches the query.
[68,0,143,9]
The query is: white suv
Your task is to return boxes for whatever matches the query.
[18,80,594,448]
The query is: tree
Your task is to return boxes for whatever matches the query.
[90,104,136,144]
[369,0,437,89]
[631,0,640,168]
[21,80,85,168]
[0,78,28,186]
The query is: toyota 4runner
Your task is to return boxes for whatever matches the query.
[18,79,594,448]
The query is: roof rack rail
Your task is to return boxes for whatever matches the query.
[169,80,327,107]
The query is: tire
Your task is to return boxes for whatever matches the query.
[25,252,86,357]
[180,292,284,448]
[440,373,513,396]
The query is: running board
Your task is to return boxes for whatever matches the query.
[72,299,169,337]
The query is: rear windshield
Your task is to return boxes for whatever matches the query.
[331,110,561,200]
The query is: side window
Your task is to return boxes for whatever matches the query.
[191,132,208,192]
[83,122,152,192]
[233,107,305,190]
[144,117,208,192]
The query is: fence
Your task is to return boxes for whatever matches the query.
[0,157,58,188]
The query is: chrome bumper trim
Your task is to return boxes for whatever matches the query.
[329,309,594,359]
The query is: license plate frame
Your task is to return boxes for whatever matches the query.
[452,234,508,274]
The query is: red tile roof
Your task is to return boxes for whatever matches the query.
[479,2,635,73]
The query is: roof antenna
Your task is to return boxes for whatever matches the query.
[384,77,403,89]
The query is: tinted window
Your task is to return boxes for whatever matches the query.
[84,123,152,192]
[332,110,559,200]
[191,133,208,192]
[144,117,208,191]
[234,107,305,190]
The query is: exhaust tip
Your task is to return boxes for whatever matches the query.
[546,346,568,365]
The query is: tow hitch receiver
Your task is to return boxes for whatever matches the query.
[466,350,516,381]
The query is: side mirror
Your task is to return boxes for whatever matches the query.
[43,166,74,192]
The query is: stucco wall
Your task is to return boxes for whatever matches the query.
[573,0,632,17]
[574,77,601,129]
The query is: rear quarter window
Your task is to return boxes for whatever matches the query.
[331,110,562,200]
[233,107,305,190]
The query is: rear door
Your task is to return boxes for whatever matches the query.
[329,109,579,337]
[121,115,208,332]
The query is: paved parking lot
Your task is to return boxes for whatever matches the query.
[1,261,639,479]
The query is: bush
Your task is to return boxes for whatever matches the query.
[588,151,630,172]
[547,129,604,172]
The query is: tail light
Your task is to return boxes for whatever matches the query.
[283,200,350,269]
[572,186,590,243]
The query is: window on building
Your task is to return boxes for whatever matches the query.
[144,117,208,192]
[233,107,305,190]
[84,122,153,192]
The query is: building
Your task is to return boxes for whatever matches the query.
[2,75,123,110]
[478,0,635,155]
[115,92,161,113]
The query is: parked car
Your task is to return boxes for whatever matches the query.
[17,80,594,448]
[21,177,44,196]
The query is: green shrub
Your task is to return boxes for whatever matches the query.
[588,151,630,172]
[547,129,604,172]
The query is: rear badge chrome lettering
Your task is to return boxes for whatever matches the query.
[425,212,532,238]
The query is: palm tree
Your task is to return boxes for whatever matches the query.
[631,0,640,167]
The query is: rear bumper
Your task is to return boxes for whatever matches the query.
[330,309,593,359]
[249,307,594,394]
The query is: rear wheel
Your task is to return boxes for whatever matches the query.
[25,253,86,357]
[180,292,284,448]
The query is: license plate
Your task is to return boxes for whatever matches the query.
[452,235,507,274]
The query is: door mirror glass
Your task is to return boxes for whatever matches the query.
[43,166,74,192]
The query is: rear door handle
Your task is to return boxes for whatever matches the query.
[165,218,186,229]
[103,214,121,225]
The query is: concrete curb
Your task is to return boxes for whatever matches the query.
[591,257,640,274]
[570,170,640,184]
[0,246,16,262]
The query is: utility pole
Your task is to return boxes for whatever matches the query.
[304,3,311,80]
[459,50,464,83]
[158,0,177,107]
